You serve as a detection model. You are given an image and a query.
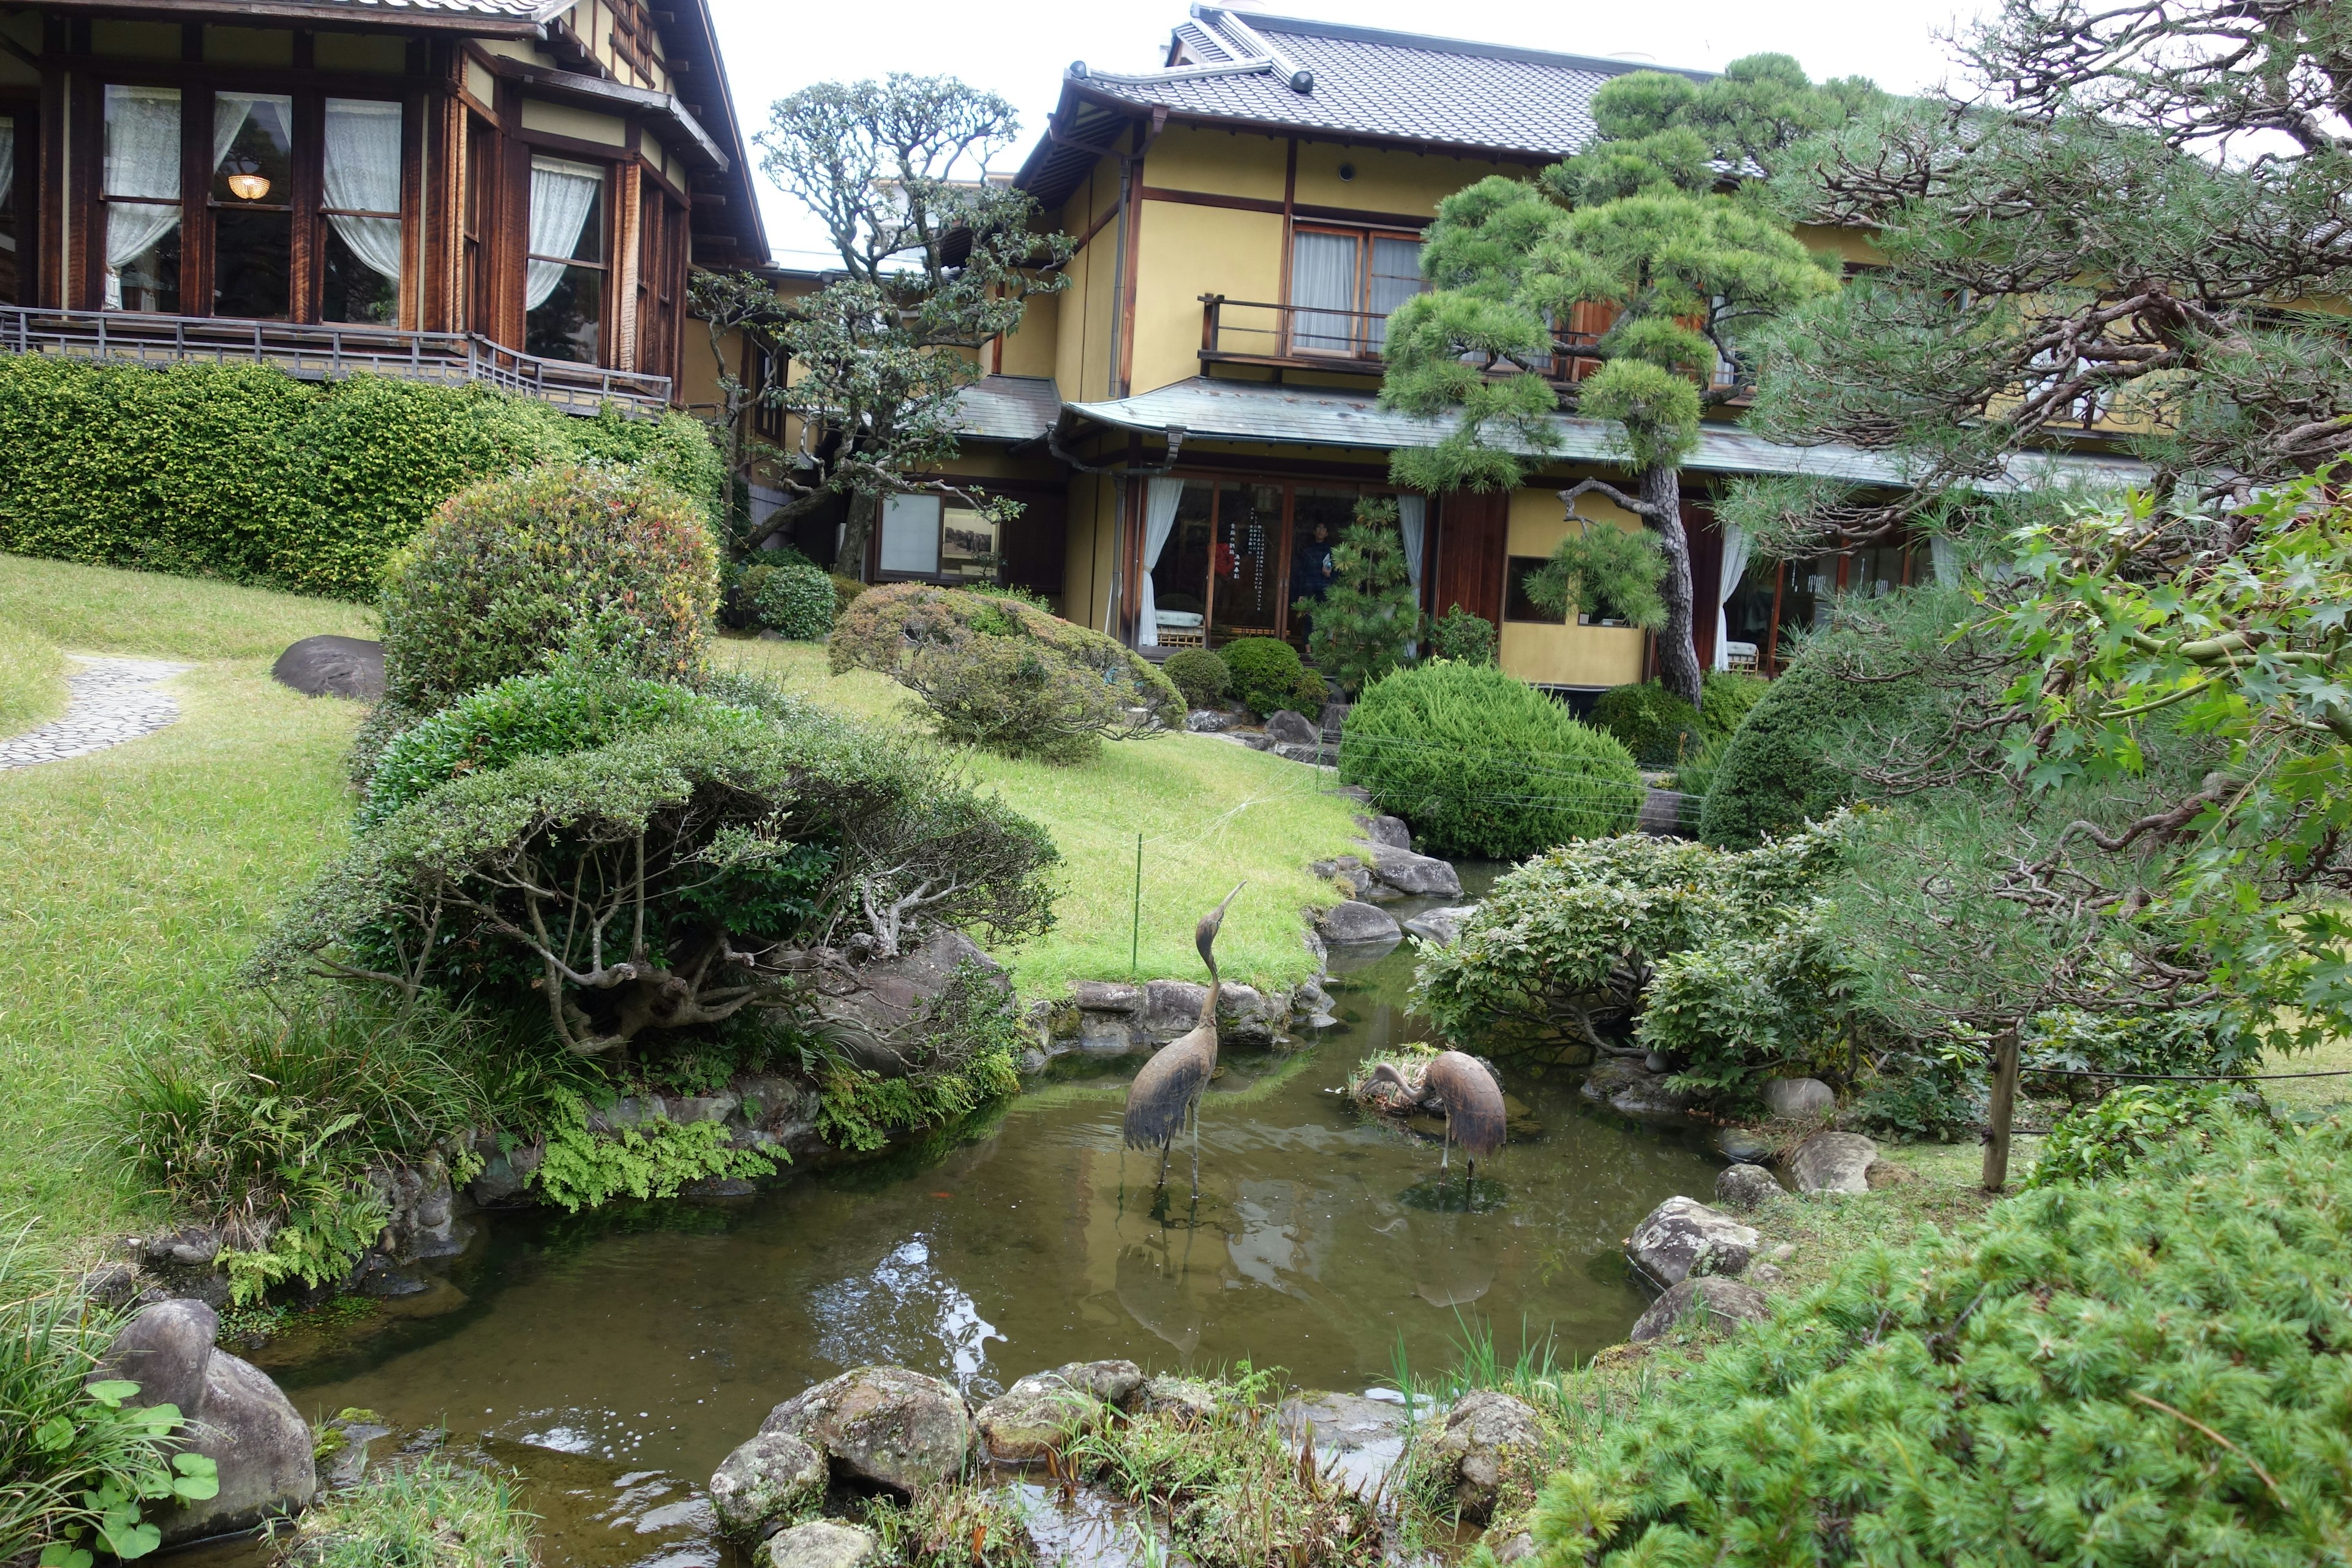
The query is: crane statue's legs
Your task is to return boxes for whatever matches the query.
[1156,1137,1174,1189]
[1190,1093,1202,1199]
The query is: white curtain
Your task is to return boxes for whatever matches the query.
[1931,536,1959,587]
[324,99,404,287]
[1291,230,1359,352]
[526,156,602,311]
[102,85,183,306]
[1137,477,1186,649]
[0,118,15,214]
[1713,522,1752,671]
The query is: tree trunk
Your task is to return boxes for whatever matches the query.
[837,491,880,583]
[1641,465,1705,710]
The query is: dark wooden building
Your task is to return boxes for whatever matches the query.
[0,0,764,410]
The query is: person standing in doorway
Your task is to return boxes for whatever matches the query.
[1291,520,1335,644]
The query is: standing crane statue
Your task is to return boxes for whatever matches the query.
[1123,883,1246,1198]
[1366,1051,1507,1185]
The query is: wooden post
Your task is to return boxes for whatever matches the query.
[1982,1027,2021,1192]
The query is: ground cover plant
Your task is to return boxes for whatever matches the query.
[1340,661,1642,859]
[830,582,1182,763]
[0,358,719,600]
[1520,1108,2352,1565]
[274,1455,534,1568]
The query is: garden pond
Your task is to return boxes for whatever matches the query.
[211,877,1725,1568]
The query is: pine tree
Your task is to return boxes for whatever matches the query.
[1297,497,1421,699]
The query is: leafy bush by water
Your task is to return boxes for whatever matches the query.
[1588,683,1705,767]
[813,960,1027,1152]
[533,1089,783,1210]
[1523,1109,2352,1564]
[0,358,720,601]
[379,464,720,716]
[1340,662,1642,859]
[1161,647,1231,710]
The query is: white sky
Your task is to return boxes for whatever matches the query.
[706,0,1996,265]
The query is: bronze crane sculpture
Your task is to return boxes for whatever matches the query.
[1123,883,1245,1197]
[1367,1051,1507,1183]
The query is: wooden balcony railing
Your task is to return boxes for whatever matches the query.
[0,306,674,415]
[1199,293,1610,382]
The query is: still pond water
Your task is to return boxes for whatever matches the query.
[243,884,1722,1564]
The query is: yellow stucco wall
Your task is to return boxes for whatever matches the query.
[1292,141,1531,216]
[1128,202,1284,394]
[1497,488,1647,687]
[1145,124,1288,200]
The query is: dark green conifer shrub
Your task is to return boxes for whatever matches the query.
[1222,636,1314,718]
[1698,643,1917,848]
[1297,497,1422,697]
[1426,605,1498,665]
[1162,647,1232,710]
[1339,660,1641,859]
[1589,682,1706,766]
[377,464,720,715]
[1528,1110,2352,1564]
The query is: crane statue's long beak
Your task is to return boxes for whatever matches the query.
[1197,881,1245,965]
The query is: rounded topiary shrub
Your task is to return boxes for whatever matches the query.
[1698,669,1769,741]
[1162,647,1231,710]
[1339,660,1642,859]
[1223,636,1311,717]
[1698,652,1915,849]
[752,556,838,640]
[379,464,720,714]
[1426,605,1498,666]
[1590,682,1705,767]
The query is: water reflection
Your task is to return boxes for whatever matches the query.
[276,880,1721,1481]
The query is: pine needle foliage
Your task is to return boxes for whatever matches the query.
[1297,497,1422,699]
[1525,1109,2352,1566]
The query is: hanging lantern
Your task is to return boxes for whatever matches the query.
[224,154,270,202]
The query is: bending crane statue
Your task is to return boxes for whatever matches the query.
[1367,1052,1507,1182]
[1123,883,1245,1197]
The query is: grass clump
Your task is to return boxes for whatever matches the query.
[275,1456,535,1568]
[0,617,67,737]
[859,1483,1034,1568]
[1064,1363,1379,1568]
[1340,662,1641,859]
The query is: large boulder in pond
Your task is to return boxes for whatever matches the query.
[710,1430,828,1540]
[96,1300,315,1544]
[809,930,1009,1076]
[1626,1196,1760,1288]
[1365,845,1461,898]
[1412,1390,1547,1521]
[1787,1131,1880,1194]
[1629,1276,1772,1343]
[759,1365,972,1494]
[973,1358,1143,1463]
[1714,1163,1782,1212]
[759,1520,881,1568]
[1318,900,1401,946]
[270,636,385,701]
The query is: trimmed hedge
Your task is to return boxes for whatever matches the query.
[747,557,838,640]
[1223,636,1327,717]
[1162,647,1231,710]
[0,356,722,601]
[1338,660,1641,859]
[1589,682,1705,767]
[378,464,720,715]
[1698,648,1915,848]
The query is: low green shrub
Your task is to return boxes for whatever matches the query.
[533,1088,783,1210]
[1425,605,1498,665]
[2020,1006,2248,1079]
[1525,1110,2352,1564]
[1412,817,1852,1051]
[276,1455,533,1568]
[831,582,1182,763]
[0,1229,219,1567]
[750,556,839,640]
[0,357,720,601]
[1298,498,1420,698]
[1339,661,1642,859]
[1221,636,1325,717]
[1697,668,1768,741]
[814,961,1027,1152]
[2026,1082,2260,1188]
[1588,683,1705,767]
[1636,911,1866,1099]
[1161,647,1231,710]
[829,574,868,618]
[379,464,720,715]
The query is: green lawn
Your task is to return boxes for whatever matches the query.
[0,616,68,737]
[0,559,1359,1261]
[714,636,1362,995]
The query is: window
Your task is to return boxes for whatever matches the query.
[877,494,999,581]
[0,112,21,303]
[461,118,493,333]
[1504,556,1562,624]
[525,156,606,363]
[211,92,295,320]
[1287,226,1423,356]
[320,98,402,324]
[102,84,182,312]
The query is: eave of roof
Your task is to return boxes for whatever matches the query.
[1054,378,2153,493]
[951,375,1063,443]
[30,0,559,34]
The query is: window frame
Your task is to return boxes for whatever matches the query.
[521,153,612,367]
[1283,221,1426,361]
[1142,472,1419,648]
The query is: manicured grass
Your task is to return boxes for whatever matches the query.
[0,617,67,737]
[715,636,1362,996]
[0,552,375,660]
[0,662,361,1259]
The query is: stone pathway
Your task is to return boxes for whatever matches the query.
[0,656,194,771]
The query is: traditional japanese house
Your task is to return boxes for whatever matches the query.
[0,0,764,412]
[870,7,2141,693]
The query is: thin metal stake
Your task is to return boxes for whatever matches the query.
[1131,831,1144,977]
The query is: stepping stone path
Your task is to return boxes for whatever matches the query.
[0,656,193,771]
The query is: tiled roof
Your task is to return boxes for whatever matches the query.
[276,0,566,18]
[951,376,1062,443]
[34,0,579,26]
[1056,378,2154,493]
